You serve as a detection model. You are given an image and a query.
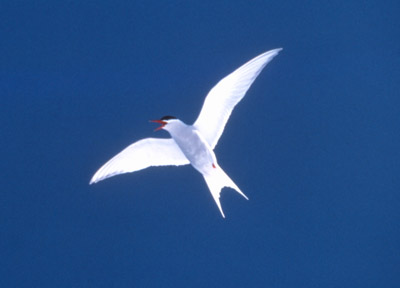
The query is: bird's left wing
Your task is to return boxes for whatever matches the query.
[90,138,189,184]
[193,48,282,149]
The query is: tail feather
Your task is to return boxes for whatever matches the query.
[203,166,248,218]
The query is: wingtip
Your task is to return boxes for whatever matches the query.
[271,47,283,55]
[258,48,283,61]
[89,177,97,185]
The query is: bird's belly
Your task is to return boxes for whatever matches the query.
[172,130,216,174]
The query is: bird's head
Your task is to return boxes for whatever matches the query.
[150,115,178,131]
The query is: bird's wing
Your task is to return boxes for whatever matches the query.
[193,48,282,149]
[90,138,189,184]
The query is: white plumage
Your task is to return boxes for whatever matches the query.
[90,48,282,217]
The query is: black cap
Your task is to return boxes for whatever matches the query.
[160,115,177,121]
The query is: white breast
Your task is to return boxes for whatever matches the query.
[166,122,217,174]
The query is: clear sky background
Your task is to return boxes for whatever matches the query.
[1,1,399,287]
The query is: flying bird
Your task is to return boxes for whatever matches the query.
[90,48,282,217]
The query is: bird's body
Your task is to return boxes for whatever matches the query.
[164,119,216,174]
[90,48,282,217]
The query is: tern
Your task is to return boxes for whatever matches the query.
[90,48,282,217]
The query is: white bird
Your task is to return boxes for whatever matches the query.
[90,48,282,217]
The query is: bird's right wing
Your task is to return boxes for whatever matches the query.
[193,48,282,149]
[90,138,189,184]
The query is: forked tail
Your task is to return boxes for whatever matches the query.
[203,165,248,218]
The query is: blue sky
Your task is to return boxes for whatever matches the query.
[1,1,399,287]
